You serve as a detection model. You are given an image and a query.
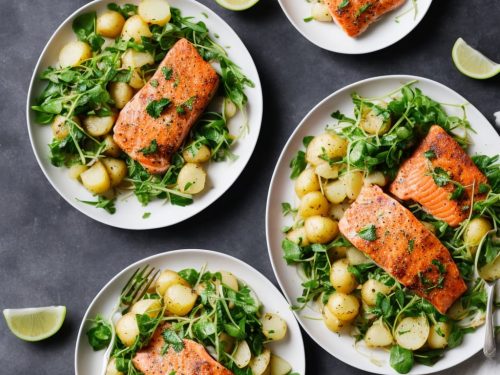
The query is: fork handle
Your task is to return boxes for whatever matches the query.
[483,282,496,359]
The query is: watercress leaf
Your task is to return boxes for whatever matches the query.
[390,345,414,374]
[178,268,199,286]
[282,238,302,264]
[358,224,377,241]
[289,150,307,179]
[86,315,112,351]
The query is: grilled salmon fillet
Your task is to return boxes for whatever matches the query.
[325,0,406,37]
[133,324,233,375]
[113,38,219,174]
[338,185,467,313]
[389,125,488,227]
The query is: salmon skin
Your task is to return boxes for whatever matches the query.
[113,38,219,174]
[325,0,406,37]
[389,125,488,227]
[133,324,233,375]
[338,185,467,314]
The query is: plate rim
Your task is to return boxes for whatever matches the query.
[276,0,433,54]
[73,248,306,375]
[265,74,498,374]
[25,0,263,230]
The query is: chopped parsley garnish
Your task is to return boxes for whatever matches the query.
[142,212,151,219]
[356,2,372,18]
[407,239,415,253]
[150,79,159,88]
[450,184,465,200]
[161,66,173,80]
[337,0,350,10]
[140,139,158,155]
[424,149,436,159]
[176,96,197,114]
[281,202,297,216]
[161,329,184,353]
[146,98,171,118]
[478,183,490,194]
[358,224,377,241]
[431,167,451,187]
[303,16,313,22]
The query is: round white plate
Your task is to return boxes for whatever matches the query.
[75,249,305,375]
[26,0,262,230]
[278,0,433,54]
[266,75,500,374]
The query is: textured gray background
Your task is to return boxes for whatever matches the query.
[0,0,499,374]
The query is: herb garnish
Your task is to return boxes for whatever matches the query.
[424,149,436,159]
[176,96,197,114]
[407,239,415,253]
[86,315,112,350]
[146,98,171,118]
[358,224,377,241]
[337,0,350,10]
[161,66,173,80]
[140,139,158,155]
[356,2,372,18]
[78,196,116,214]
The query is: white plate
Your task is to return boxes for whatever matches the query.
[26,0,262,230]
[266,75,500,374]
[277,0,433,54]
[74,249,305,375]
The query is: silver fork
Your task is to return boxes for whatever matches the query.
[99,265,159,375]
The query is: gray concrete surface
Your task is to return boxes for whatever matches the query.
[0,0,499,374]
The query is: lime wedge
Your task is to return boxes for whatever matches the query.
[215,0,259,11]
[3,306,66,341]
[452,38,500,79]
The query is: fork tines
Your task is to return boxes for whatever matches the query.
[120,265,159,308]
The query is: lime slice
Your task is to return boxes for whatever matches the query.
[452,38,500,79]
[215,0,260,11]
[3,306,66,341]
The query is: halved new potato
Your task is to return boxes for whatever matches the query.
[322,305,346,333]
[121,15,152,43]
[102,157,127,187]
[115,312,139,347]
[69,164,88,181]
[97,11,125,38]
[360,103,391,135]
[249,348,271,375]
[427,321,450,349]
[324,179,347,204]
[103,135,122,157]
[329,258,357,294]
[346,247,372,266]
[178,163,206,194]
[364,171,387,187]
[83,114,116,137]
[121,49,155,68]
[298,191,330,218]
[219,271,239,291]
[365,319,393,347]
[306,132,348,166]
[315,163,339,179]
[80,161,111,194]
[329,202,350,221]
[109,82,133,109]
[361,278,391,306]
[340,171,364,200]
[395,316,430,350]
[59,41,92,68]
[182,144,211,164]
[131,299,162,318]
[105,358,124,375]
[286,227,310,246]
[155,269,190,296]
[261,313,287,341]
[51,115,80,140]
[138,0,172,26]
[311,3,333,22]
[295,168,320,198]
[233,340,251,368]
[270,354,292,375]
[164,284,197,316]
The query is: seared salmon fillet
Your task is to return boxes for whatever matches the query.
[113,38,219,174]
[133,324,233,375]
[325,0,406,37]
[339,185,467,314]
[389,125,488,227]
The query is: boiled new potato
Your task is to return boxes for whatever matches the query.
[395,316,430,350]
[330,258,357,294]
[131,299,162,318]
[59,41,92,68]
[262,313,287,341]
[80,161,111,194]
[464,217,492,251]
[103,135,122,157]
[427,321,450,349]
[127,69,146,89]
[346,247,372,265]
[105,358,124,375]
[69,164,88,180]
[178,163,206,194]
[121,15,152,42]
[109,82,133,109]
[164,284,198,316]
[361,278,392,306]
[327,292,359,321]
[329,202,350,221]
[270,354,292,375]
[138,0,172,26]
[102,157,127,187]
[479,255,500,281]
[340,171,364,200]
[83,114,116,137]
[311,3,333,22]
[364,171,387,187]
[121,49,155,68]
[365,319,393,347]
[447,300,467,321]
[360,104,391,135]
[249,348,271,375]
[305,216,339,244]
[298,191,330,218]
[224,98,237,119]
[51,115,79,140]
[306,133,347,166]
[97,11,125,38]
[286,227,310,246]
[315,163,339,179]
[219,271,239,291]
[322,305,346,333]
[324,179,347,204]
[182,144,211,163]
[155,269,189,296]
[233,340,251,368]
[115,312,139,347]
[295,168,320,198]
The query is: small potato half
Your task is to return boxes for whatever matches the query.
[286,227,310,246]
[360,104,391,135]
[97,11,125,38]
[298,191,330,218]
[102,157,127,187]
[103,135,122,157]
[105,358,124,375]
[59,41,92,68]
[233,340,251,368]
[182,144,211,163]
[131,299,162,318]
[249,348,271,375]
[364,171,387,187]
[365,319,393,347]
[164,283,198,316]
[324,179,347,204]
[340,171,364,200]
[311,3,333,22]
[427,321,450,349]
[138,0,172,26]
[69,164,88,181]
[322,305,346,333]
[219,271,239,291]
[270,354,292,375]
[80,161,111,194]
[361,278,391,306]
[295,168,320,198]
[261,313,287,341]
[305,216,339,244]
[121,49,155,69]
[315,163,339,179]
[395,316,430,350]
[346,247,372,266]
[178,163,206,194]
[155,269,189,296]
[109,82,134,109]
[329,258,357,294]
[121,15,152,43]
[115,312,139,347]
[51,115,79,140]
[464,217,492,252]
[83,114,116,137]
[327,292,360,321]
[306,132,348,166]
